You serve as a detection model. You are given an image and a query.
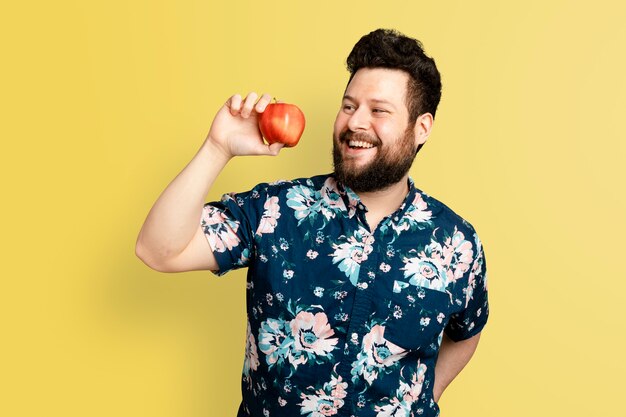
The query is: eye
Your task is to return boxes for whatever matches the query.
[342,104,356,113]
[372,108,388,114]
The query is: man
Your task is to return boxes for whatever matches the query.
[136,29,489,417]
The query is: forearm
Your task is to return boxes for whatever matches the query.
[136,141,230,261]
[433,332,481,402]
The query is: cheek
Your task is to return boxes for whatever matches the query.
[333,114,347,136]
[372,123,398,143]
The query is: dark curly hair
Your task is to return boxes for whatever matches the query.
[346,29,442,123]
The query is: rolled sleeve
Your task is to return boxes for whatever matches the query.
[444,232,489,342]
[201,186,266,276]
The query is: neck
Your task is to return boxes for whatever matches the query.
[355,175,410,229]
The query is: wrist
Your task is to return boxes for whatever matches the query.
[200,138,233,164]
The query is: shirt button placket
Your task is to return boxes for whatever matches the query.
[336,232,379,417]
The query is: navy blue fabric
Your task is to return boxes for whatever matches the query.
[201,173,489,417]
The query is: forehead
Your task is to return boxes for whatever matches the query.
[344,67,410,108]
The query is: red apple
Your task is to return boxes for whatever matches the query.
[258,102,306,147]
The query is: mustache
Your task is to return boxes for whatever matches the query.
[339,130,381,146]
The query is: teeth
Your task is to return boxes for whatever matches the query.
[348,140,374,149]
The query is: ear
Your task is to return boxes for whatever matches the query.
[413,112,434,146]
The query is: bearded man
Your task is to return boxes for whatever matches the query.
[136,28,489,417]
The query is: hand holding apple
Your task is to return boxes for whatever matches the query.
[258,101,306,147]
[205,92,286,158]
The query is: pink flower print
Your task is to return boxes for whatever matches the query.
[243,321,260,375]
[256,196,281,236]
[330,375,347,400]
[405,362,427,403]
[290,312,338,359]
[466,234,486,307]
[442,228,474,283]
[299,393,343,417]
[201,205,241,253]
[364,326,406,368]
[352,325,407,385]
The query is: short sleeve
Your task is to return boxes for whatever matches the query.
[444,231,489,342]
[201,185,267,276]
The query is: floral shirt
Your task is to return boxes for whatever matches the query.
[201,174,489,417]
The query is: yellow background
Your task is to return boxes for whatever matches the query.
[2,0,625,416]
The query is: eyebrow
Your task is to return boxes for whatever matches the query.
[343,95,397,109]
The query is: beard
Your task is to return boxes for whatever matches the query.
[332,126,418,193]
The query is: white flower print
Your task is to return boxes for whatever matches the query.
[298,373,347,417]
[331,228,375,286]
[319,177,349,221]
[286,185,318,224]
[400,227,474,292]
[437,312,445,324]
[258,318,292,367]
[374,361,428,417]
[389,192,433,236]
[333,291,347,300]
[401,247,448,292]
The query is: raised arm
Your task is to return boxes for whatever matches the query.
[135,92,283,273]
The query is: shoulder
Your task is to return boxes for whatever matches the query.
[415,187,482,244]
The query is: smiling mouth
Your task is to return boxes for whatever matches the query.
[348,140,375,149]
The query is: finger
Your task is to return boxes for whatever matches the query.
[255,93,273,113]
[240,92,259,118]
[267,142,285,156]
[227,94,242,116]
[251,141,284,156]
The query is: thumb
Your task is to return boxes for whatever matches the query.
[250,141,284,156]
[266,142,285,156]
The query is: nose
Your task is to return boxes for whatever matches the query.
[347,107,370,132]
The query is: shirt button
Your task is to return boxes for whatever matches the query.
[351,333,358,341]
[394,216,399,222]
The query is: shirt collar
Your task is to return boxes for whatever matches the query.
[333,174,418,219]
